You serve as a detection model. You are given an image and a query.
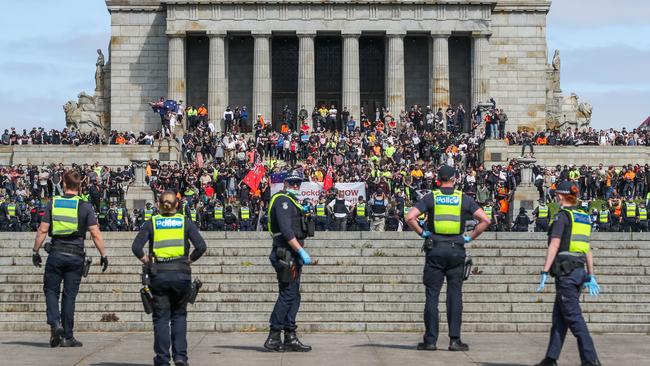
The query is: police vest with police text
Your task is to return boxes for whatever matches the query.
[152,214,186,259]
[214,207,223,220]
[599,210,609,223]
[316,204,326,217]
[240,206,250,220]
[537,205,549,219]
[357,204,366,217]
[626,202,637,218]
[561,209,591,254]
[430,190,463,235]
[640,208,648,221]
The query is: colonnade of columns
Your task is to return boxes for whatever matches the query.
[167,30,490,129]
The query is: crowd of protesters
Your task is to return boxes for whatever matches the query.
[506,127,650,149]
[1,96,648,233]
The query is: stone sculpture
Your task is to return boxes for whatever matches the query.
[95,49,105,92]
[63,92,105,131]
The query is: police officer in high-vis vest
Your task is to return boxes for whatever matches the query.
[314,197,329,231]
[131,191,207,366]
[264,170,314,352]
[533,200,550,232]
[212,201,225,231]
[622,196,637,232]
[405,165,490,352]
[32,170,108,348]
[239,204,252,231]
[355,196,369,231]
[597,207,610,232]
[535,181,601,366]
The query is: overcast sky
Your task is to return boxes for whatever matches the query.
[0,0,647,131]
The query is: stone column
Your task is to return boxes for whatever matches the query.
[472,32,491,107]
[431,32,450,111]
[342,31,361,120]
[297,31,316,113]
[386,31,406,121]
[167,32,186,104]
[252,31,272,123]
[208,31,228,131]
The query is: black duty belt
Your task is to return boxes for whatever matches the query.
[154,260,191,274]
[431,240,465,250]
[51,244,85,257]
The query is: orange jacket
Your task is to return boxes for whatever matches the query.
[197,106,208,116]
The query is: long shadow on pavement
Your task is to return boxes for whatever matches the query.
[89,363,151,366]
[2,341,50,348]
[215,345,269,353]
[352,344,416,351]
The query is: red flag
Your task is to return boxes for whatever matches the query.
[323,167,333,192]
[242,164,266,191]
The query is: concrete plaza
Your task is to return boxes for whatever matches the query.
[1,332,647,366]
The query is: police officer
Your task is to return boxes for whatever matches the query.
[98,205,109,231]
[131,191,207,366]
[264,170,314,352]
[622,196,637,232]
[533,200,550,232]
[597,206,610,232]
[512,207,532,232]
[482,200,496,231]
[535,181,601,366]
[224,206,238,231]
[239,203,252,231]
[116,204,129,231]
[369,189,389,231]
[328,190,350,231]
[212,201,225,231]
[31,170,108,348]
[405,165,490,352]
[314,197,329,231]
[143,202,156,223]
[354,196,369,231]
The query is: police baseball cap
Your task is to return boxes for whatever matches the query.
[438,165,456,182]
[556,181,578,195]
[284,169,305,183]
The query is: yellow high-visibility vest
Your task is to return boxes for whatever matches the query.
[214,207,223,219]
[538,206,549,219]
[566,209,591,254]
[152,214,185,259]
[7,204,16,218]
[357,204,366,217]
[639,208,647,221]
[599,210,609,223]
[626,202,637,217]
[144,209,153,221]
[240,207,250,220]
[51,196,80,236]
[432,190,463,235]
[316,204,326,217]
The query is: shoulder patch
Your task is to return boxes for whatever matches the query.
[282,202,289,210]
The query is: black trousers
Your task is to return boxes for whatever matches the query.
[422,244,466,345]
[150,272,192,366]
[43,251,84,340]
[269,247,303,332]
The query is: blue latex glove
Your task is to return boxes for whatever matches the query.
[583,275,600,297]
[536,271,548,292]
[420,230,432,239]
[463,235,472,244]
[297,248,312,265]
[418,219,426,228]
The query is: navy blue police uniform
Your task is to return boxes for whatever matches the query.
[132,214,206,366]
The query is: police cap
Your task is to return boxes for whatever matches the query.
[284,169,305,184]
[438,165,456,182]
[556,180,578,195]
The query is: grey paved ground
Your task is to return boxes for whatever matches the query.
[0,332,646,365]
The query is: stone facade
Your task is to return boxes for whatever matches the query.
[105,0,554,132]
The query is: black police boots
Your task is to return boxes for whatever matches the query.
[174,360,189,366]
[283,331,312,352]
[49,323,64,348]
[263,330,285,352]
[534,357,558,366]
[448,338,469,352]
[416,342,437,351]
[60,337,83,347]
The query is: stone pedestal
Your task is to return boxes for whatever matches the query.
[125,160,155,211]
[512,158,538,231]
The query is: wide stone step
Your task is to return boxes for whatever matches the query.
[1,273,647,285]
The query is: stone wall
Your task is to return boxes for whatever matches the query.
[0,144,180,168]
[482,140,650,167]
[490,10,549,132]
[109,9,168,133]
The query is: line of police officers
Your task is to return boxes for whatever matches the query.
[30,166,604,366]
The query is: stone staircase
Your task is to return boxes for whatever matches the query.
[0,232,649,333]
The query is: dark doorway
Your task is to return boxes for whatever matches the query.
[315,36,342,117]
[360,36,385,122]
[228,36,254,115]
[404,36,429,110]
[449,36,471,132]
[272,37,299,130]
[186,35,209,109]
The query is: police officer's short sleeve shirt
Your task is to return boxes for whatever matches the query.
[43,194,98,248]
[414,187,480,242]
[549,210,571,240]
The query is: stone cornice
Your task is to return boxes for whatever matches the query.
[161,1,497,5]
[106,0,163,12]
